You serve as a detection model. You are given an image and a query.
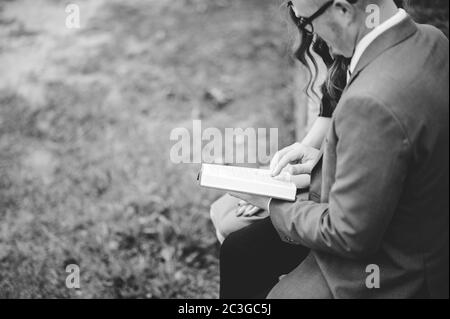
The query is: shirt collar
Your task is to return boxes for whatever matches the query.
[349,8,408,75]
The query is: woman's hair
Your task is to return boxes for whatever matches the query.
[395,0,406,9]
[289,0,406,113]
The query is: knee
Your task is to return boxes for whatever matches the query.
[209,204,220,225]
[210,204,228,243]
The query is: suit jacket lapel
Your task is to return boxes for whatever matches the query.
[345,15,418,90]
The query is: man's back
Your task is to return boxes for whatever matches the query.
[316,18,449,298]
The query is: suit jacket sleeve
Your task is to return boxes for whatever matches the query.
[269,95,411,259]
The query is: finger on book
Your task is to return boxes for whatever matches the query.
[271,150,299,177]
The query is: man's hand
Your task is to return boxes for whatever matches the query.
[270,143,320,177]
[290,174,311,190]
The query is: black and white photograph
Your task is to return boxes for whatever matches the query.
[0,0,448,303]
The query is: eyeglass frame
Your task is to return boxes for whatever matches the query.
[287,1,335,35]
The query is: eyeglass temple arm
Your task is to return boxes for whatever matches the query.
[307,1,335,23]
[288,0,335,25]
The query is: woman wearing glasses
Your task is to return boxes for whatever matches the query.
[218,1,348,299]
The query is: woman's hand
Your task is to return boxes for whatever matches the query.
[236,200,262,217]
[229,193,270,211]
[270,143,320,177]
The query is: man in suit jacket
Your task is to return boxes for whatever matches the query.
[233,0,449,298]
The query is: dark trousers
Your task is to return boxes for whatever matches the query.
[219,217,310,299]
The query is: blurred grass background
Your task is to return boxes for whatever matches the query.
[0,0,448,298]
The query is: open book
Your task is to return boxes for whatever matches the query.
[198,164,297,201]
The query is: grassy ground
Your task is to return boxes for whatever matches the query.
[0,0,295,298]
[0,0,448,299]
